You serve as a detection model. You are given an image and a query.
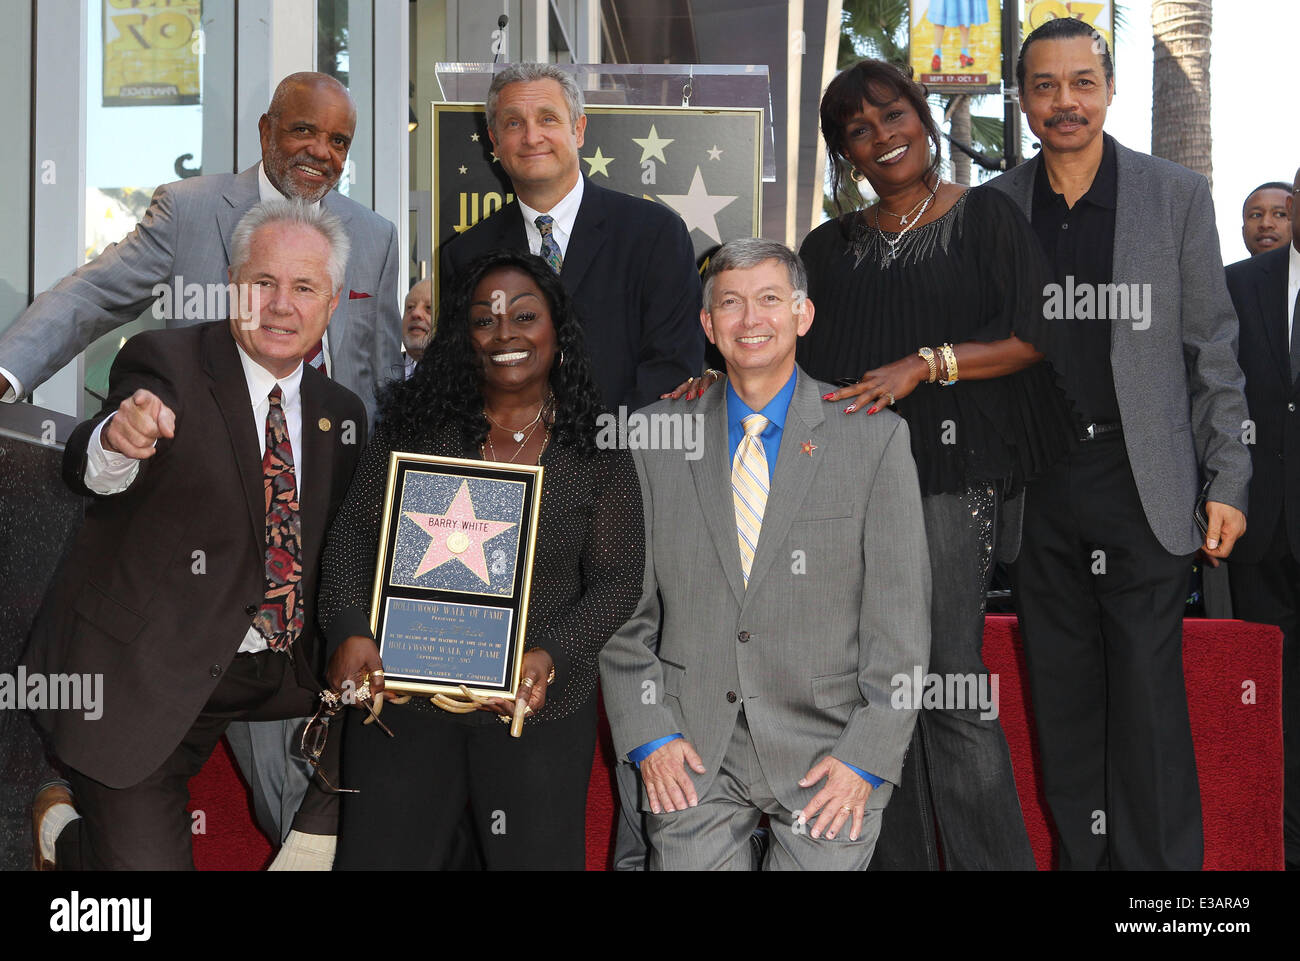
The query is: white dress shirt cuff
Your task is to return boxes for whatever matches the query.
[0,365,23,403]
[84,415,145,494]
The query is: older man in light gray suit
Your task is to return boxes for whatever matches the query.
[987,18,1251,870]
[2,72,401,848]
[599,239,930,870]
[0,72,400,425]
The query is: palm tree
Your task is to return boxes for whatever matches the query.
[1151,0,1213,186]
[838,0,908,68]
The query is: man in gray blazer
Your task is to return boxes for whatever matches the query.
[599,238,930,869]
[987,18,1251,869]
[0,72,400,426]
[2,72,401,847]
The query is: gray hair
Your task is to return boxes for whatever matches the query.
[485,63,585,133]
[230,199,350,293]
[702,238,807,308]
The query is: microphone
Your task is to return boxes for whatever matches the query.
[493,14,509,64]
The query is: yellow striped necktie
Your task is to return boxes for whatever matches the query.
[732,413,770,588]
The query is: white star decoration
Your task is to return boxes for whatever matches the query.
[707,145,723,160]
[583,147,614,177]
[458,165,467,174]
[633,124,674,164]
[657,167,737,245]
[470,132,480,142]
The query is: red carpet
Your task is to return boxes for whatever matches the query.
[982,616,1284,870]
[190,616,1284,870]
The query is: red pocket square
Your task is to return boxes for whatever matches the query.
[348,290,371,299]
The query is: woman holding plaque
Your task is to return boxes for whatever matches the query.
[318,250,644,870]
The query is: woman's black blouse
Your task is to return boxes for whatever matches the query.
[797,185,1076,497]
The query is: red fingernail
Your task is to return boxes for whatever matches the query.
[822,392,834,401]
[866,406,877,415]
[844,405,855,414]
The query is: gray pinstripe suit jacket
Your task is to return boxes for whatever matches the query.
[0,164,400,424]
[599,366,931,812]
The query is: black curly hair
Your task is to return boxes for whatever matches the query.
[820,59,942,218]
[377,249,606,457]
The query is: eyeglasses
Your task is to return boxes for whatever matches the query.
[300,678,394,794]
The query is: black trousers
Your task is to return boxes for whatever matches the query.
[1228,519,1300,868]
[57,650,327,870]
[1010,433,1202,870]
[335,694,598,870]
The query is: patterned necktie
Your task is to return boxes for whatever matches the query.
[732,414,770,588]
[536,215,563,274]
[255,386,304,652]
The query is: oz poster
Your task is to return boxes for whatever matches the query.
[1022,1,1115,65]
[103,0,202,107]
[909,0,1002,93]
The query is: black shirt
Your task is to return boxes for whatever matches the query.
[1030,133,1121,423]
[798,185,1075,496]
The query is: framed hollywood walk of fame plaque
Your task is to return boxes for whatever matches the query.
[368,452,543,699]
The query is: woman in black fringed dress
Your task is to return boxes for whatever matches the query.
[797,59,1076,870]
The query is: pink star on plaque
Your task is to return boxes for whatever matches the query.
[404,481,516,584]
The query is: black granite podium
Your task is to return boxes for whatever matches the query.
[0,401,83,870]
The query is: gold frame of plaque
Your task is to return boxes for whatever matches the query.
[368,452,543,699]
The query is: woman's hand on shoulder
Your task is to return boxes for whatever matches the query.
[823,353,930,414]
[660,368,724,401]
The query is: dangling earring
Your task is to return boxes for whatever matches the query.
[558,350,565,367]
[851,168,866,183]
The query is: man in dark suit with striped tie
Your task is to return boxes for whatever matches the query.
[441,62,704,413]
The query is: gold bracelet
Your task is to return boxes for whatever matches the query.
[916,347,938,384]
[939,343,959,386]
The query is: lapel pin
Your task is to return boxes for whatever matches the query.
[318,418,332,432]
[801,440,817,456]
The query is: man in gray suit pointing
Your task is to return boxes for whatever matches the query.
[599,238,930,869]
[2,71,401,847]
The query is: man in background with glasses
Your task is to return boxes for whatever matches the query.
[26,200,365,870]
